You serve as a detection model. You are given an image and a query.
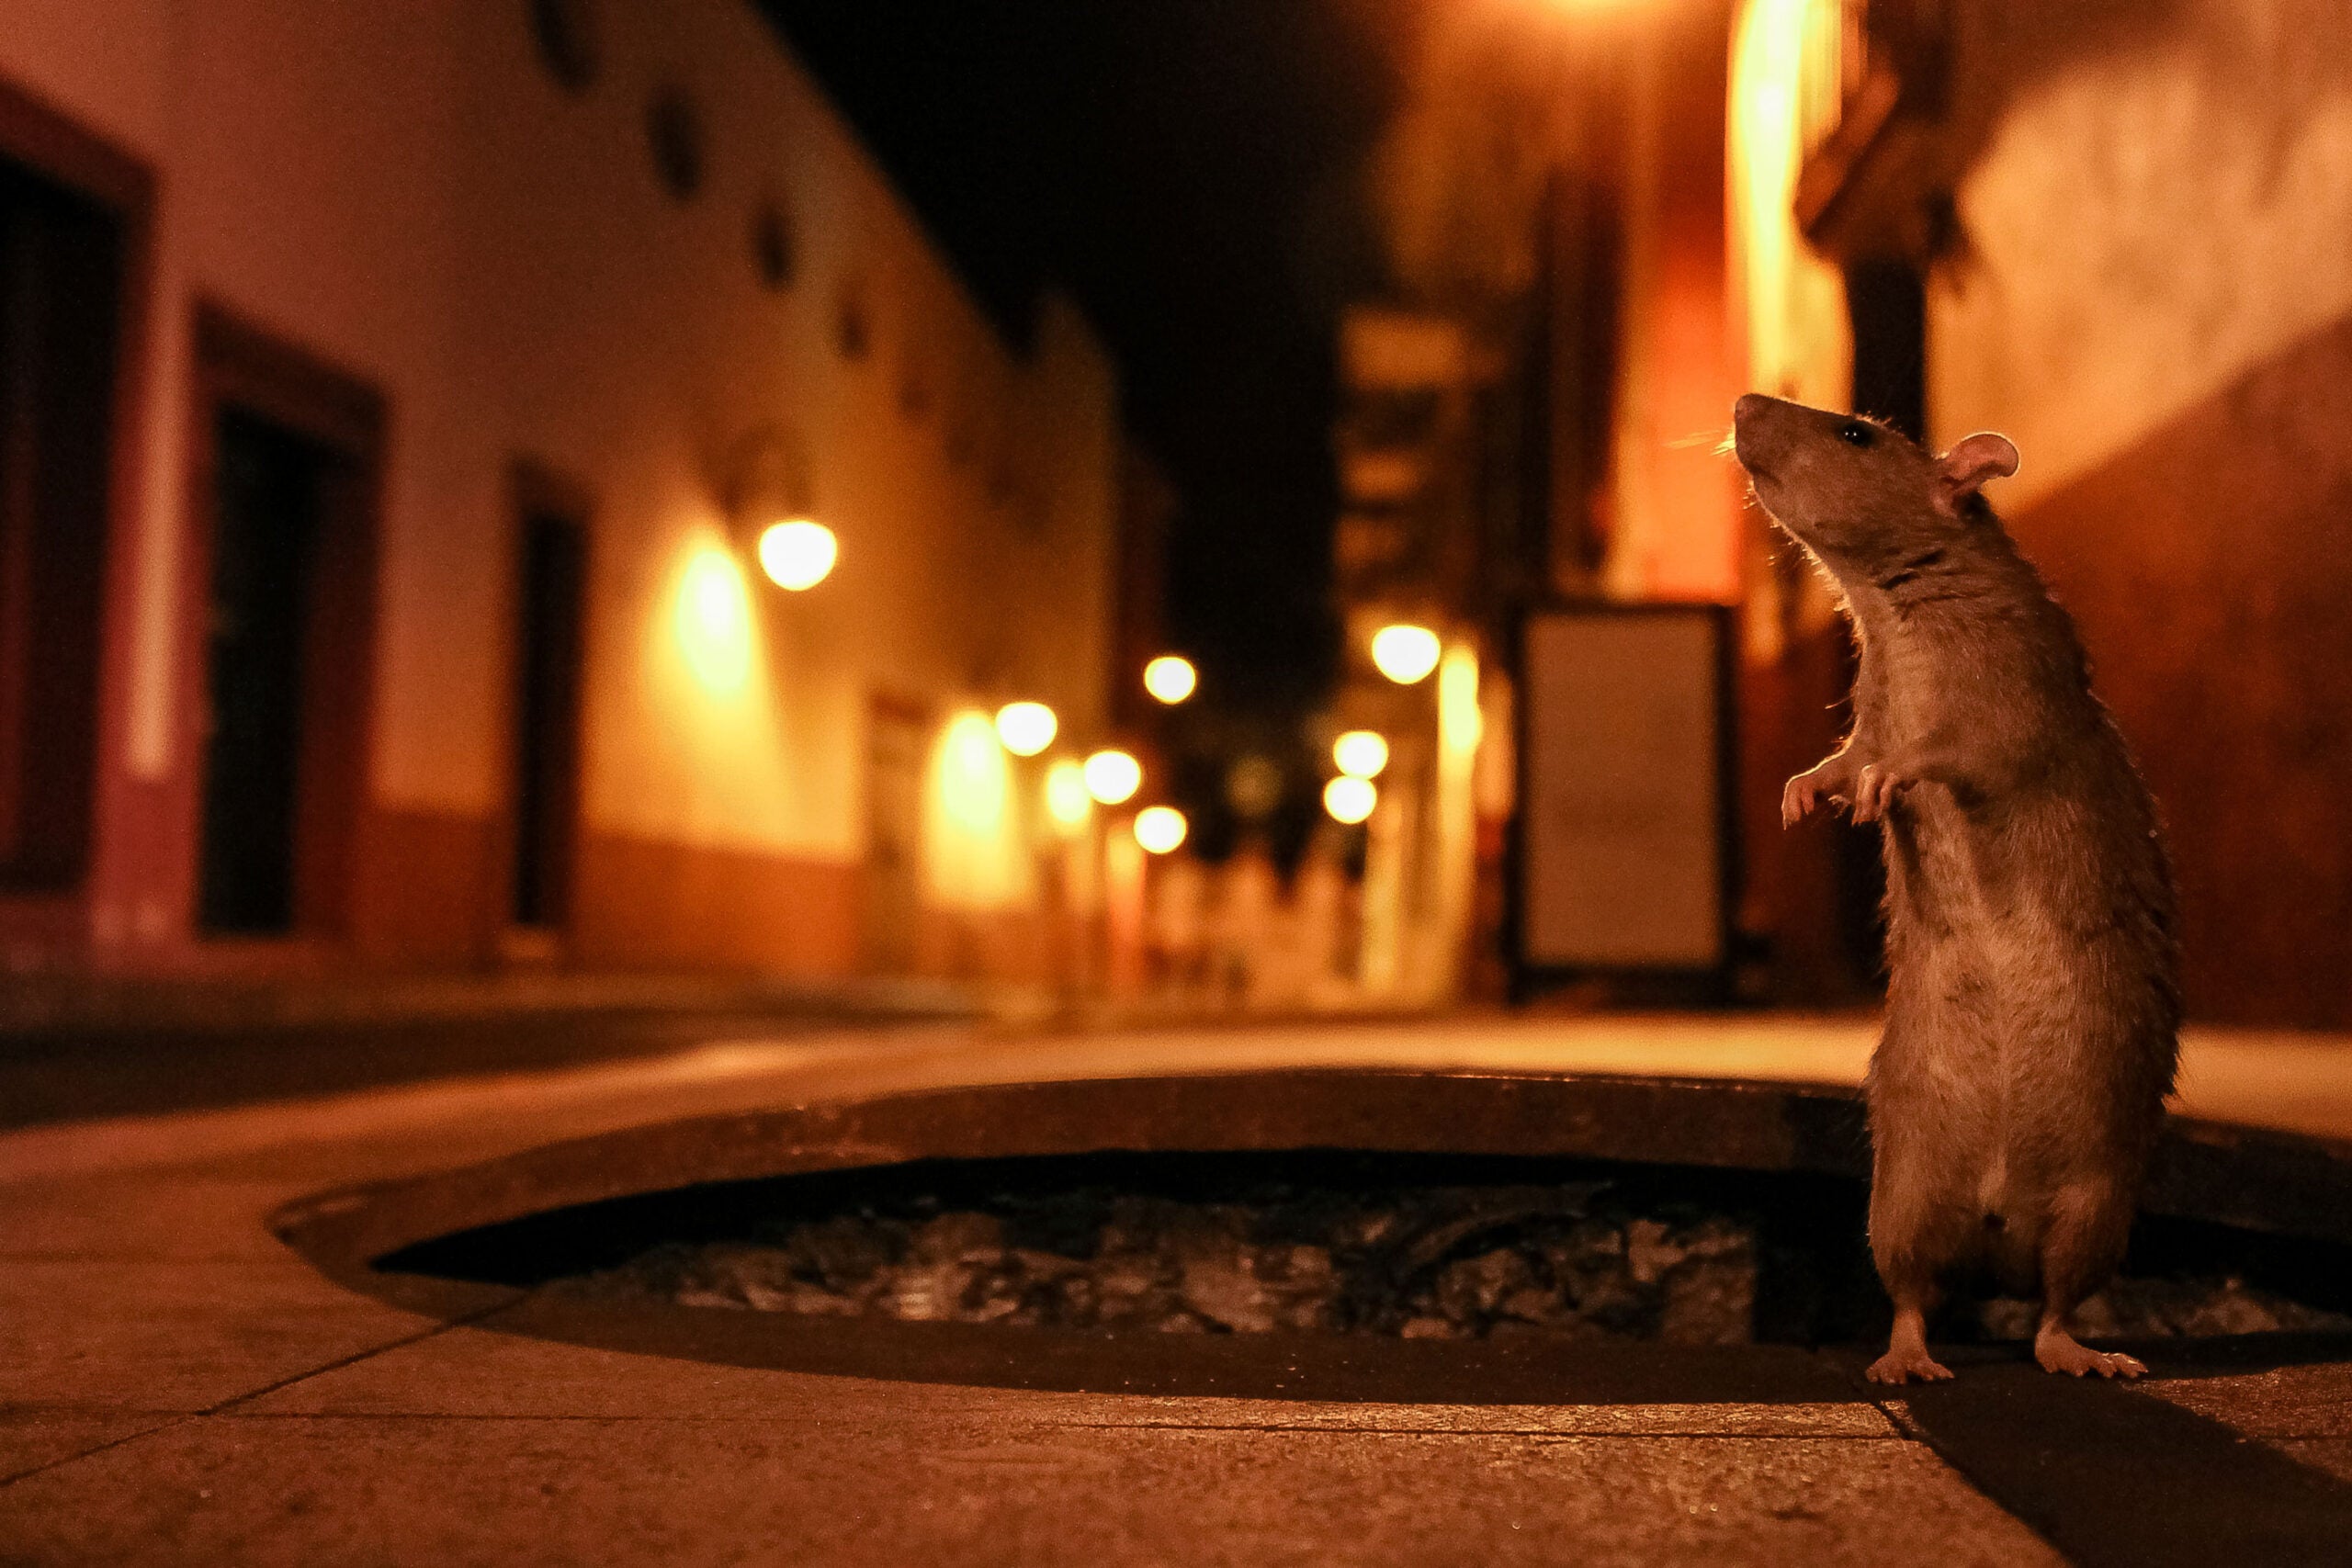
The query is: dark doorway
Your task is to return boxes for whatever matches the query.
[508,478,588,931]
[198,412,327,931]
[192,309,381,939]
[0,152,126,890]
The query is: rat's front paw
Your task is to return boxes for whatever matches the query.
[1849,764,1912,824]
[1781,768,1841,828]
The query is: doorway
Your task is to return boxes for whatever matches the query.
[192,309,380,938]
[507,469,589,934]
[0,137,130,891]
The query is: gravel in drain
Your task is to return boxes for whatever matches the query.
[544,1179,2349,1343]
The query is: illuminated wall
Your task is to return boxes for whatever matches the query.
[1726,0,1851,410]
[0,0,1125,971]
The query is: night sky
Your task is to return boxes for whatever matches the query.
[756,2,1405,726]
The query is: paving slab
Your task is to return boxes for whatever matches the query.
[0,1415,2057,1568]
[236,1319,1898,1438]
[2142,1355,2352,1438]
[2282,1439,2352,1484]
[0,1172,313,1261]
[0,1406,183,1484]
[0,1259,438,1411]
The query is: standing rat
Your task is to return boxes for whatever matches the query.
[1731,392,2179,1383]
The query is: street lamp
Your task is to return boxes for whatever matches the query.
[755,517,837,590]
[995,702,1057,757]
[1134,806,1188,854]
[1371,623,1442,684]
[1332,729,1389,779]
[1083,748,1143,806]
[1143,655,1197,705]
[1323,774,1377,825]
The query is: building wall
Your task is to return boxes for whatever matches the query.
[1729,0,2352,1024]
[0,0,1121,976]
[1931,0,2352,1026]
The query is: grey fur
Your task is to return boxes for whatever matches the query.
[1732,394,2179,1382]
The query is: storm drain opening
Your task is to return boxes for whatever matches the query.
[378,1148,2352,1348]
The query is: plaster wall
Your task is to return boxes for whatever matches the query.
[0,0,1121,965]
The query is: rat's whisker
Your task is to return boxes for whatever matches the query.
[1667,425,1737,453]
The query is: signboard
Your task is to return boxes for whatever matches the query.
[1517,605,1730,973]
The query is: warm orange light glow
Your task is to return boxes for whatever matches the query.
[755,518,837,590]
[1323,774,1377,825]
[995,701,1057,757]
[1084,749,1142,806]
[1332,729,1389,779]
[1134,805,1188,854]
[675,546,753,693]
[935,711,1009,833]
[1142,655,1198,705]
[1371,623,1442,684]
[1440,643,1483,753]
[922,710,1026,909]
[1044,758,1091,829]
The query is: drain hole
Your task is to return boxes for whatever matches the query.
[379,1149,2352,1346]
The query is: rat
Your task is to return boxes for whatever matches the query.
[1731,392,2179,1383]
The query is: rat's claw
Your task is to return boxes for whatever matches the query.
[1781,773,1820,829]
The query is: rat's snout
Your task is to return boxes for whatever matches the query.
[1732,392,1789,479]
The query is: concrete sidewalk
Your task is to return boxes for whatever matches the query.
[2,1015,2348,1565]
[0,968,980,1130]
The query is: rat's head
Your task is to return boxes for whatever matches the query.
[1732,392,2018,572]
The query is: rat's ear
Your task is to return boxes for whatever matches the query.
[1935,433,2020,514]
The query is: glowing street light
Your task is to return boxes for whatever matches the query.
[995,701,1057,757]
[1083,748,1142,806]
[1043,758,1091,830]
[1371,623,1442,684]
[1323,774,1377,825]
[1142,655,1197,705]
[1134,805,1188,854]
[1331,729,1389,779]
[755,518,837,591]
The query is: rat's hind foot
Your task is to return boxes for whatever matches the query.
[2034,1325,2145,1379]
[1865,1346,1954,1384]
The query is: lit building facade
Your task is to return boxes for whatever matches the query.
[1360,0,2352,1026]
[1732,0,2352,1027]
[0,0,1125,980]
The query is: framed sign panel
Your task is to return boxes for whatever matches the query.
[1514,604,1735,987]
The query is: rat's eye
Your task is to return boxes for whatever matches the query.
[1838,421,1876,448]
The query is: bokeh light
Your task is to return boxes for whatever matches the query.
[1083,748,1143,805]
[1323,774,1377,825]
[995,701,1057,757]
[1133,805,1188,854]
[1142,654,1197,705]
[755,518,837,591]
[1044,758,1091,829]
[1371,623,1442,684]
[1332,729,1389,779]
